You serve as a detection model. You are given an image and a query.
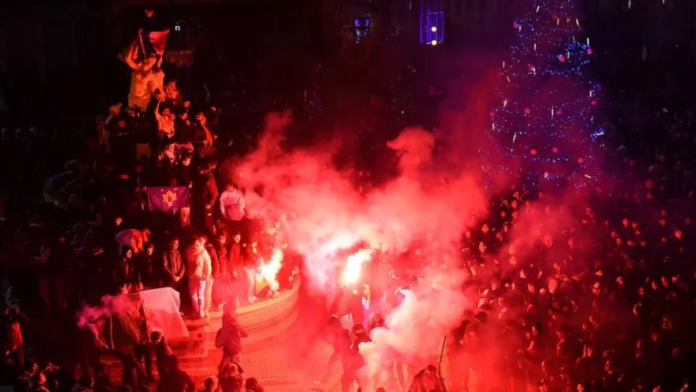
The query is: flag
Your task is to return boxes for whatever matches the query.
[139,29,170,57]
[147,187,190,212]
[102,288,189,349]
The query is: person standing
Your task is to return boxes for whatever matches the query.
[219,183,245,234]
[123,50,158,112]
[317,315,350,384]
[186,235,212,319]
[155,100,176,141]
[113,246,140,294]
[408,365,446,392]
[193,162,218,236]
[162,237,185,293]
[243,239,262,303]
[218,356,244,392]
[228,231,244,306]
[340,324,371,392]
[151,331,173,379]
[135,242,158,289]
[215,312,248,365]
[209,231,230,311]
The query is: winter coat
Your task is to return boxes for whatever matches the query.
[208,243,228,277]
[162,250,185,282]
[113,259,140,288]
[228,243,244,273]
[215,317,248,357]
[186,245,212,279]
[408,369,445,392]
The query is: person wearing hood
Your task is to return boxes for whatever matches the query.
[408,364,446,392]
[215,312,248,367]
[218,356,244,392]
[186,235,212,319]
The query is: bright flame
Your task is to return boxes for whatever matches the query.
[342,249,373,285]
[259,248,284,291]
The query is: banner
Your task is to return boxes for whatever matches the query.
[103,288,189,349]
[147,186,190,212]
[139,29,170,57]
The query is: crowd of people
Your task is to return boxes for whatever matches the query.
[2,5,696,392]
[312,104,696,392]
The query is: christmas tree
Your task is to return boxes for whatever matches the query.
[481,0,603,190]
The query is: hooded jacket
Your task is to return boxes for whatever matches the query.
[215,314,248,357]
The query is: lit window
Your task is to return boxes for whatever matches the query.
[354,18,370,43]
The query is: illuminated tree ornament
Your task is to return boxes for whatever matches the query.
[431,39,438,46]
[431,26,437,32]
[480,0,602,189]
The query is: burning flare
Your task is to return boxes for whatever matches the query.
[342,249,373,285]
[259,248,284,292]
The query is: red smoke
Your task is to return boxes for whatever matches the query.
[222,111,488,384]
[225,113,486,293]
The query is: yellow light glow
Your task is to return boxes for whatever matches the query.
[431,39,438,46]
[431,26,437,32]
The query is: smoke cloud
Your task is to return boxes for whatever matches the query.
[221,110,487,386]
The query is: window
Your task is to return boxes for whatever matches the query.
[354,18,370,43]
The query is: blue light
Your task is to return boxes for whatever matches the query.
[481,0,602,189]
[420,0,444,45]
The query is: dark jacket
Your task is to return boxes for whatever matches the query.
[113,259,140,288]
[135,253,157,287]
[215,317,248,357]
[208,242,228,277]
[228,242,244,273]
[162,250,185,282]
[408,368,445,392]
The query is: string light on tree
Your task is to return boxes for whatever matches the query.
[479,0,603,189]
